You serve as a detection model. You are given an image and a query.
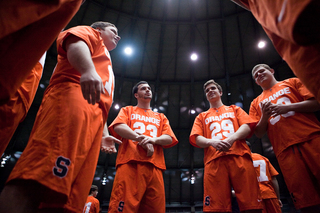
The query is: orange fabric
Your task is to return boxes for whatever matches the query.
[249,78,320,156]
[262,198,282,213]
[251,153,279,200]
[52,26,114,122]
[189,105,256,164]
[203,154,262,212]
[83,196,100,213]
[0,0,82,104]
[242,0,311,44]
[108,163,165,213]
[7,25,115,213]
[277,139,320,209]
[0,55,44,155]
[109,106,178,170]
[8,83,104,213]
[241,0,320,103]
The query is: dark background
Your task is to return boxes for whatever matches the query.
[1,0,303,212]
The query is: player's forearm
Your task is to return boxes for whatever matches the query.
[154,134,172,146]
[102,123,109,137]
[254,117,268,138]
[287,99,320,113]
[271,177,281,199]
[113,123,139,140]
[195,135,211,148]
[228,124,251,142]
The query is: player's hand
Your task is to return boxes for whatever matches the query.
[141,143,154,157]
[268,103,290,117]
[101,135,122,154]
[219,138,234,151]
[260,101,273,118]
[80,71,105,105]
[137,135,156,146]
[210,139,231,152]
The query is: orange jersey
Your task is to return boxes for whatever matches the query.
[251,153,279,199]
[0,54,45,155]
[0,0,82,104]
[249,78,320,156]
[190,105,256,165]
[83,196,100,213]
[238,0,320,102]
[109,106,178,170]
[50,26,114,122]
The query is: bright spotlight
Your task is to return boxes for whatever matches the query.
[153,108,158,112]
[190,53,198,61]
[124,47,133,55]
[258,41,266,49]
[190,174,195,185]
[114,104,120,110]
[190,109,196,114]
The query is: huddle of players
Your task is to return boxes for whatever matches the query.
[1,1,320,212]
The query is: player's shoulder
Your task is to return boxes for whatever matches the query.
[58,25,99,44]
[67,25,95,32]
[227,105,245,113]
[252,153,268,161]
[250,93,264,106]
[281,77,300,86]
[153,110,166,119]
[123,105,134,110]
[228,104,239,110]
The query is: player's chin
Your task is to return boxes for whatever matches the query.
[107,43,117,51]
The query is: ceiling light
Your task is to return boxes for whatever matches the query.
[114,104,120,110]
[258,41,266,48]
[190,53,198,61]
[124,47,133,55]
[190,174,195,185]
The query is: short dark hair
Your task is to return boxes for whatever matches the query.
[203,79,222,93]
[252,64,272,76]
[89,185,98,195]
[91,21,116,30]
[132,81,149,95]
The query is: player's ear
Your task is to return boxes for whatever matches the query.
[96,27,104,34]
[270,69,275,74]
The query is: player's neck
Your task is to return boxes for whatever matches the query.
[262,79,278,90]
[137,101,151,109]
[209,99,223,109]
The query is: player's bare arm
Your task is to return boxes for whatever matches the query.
[269,99,320,117]
[137,134,172,146]
[65,35,105,105]
[136,135,154,157]
[114,123,154,156]
[195,135,223,150]
[219,124,251,151]
[101,123,122,154]
[254,101,272,138]
[271,176,283,207]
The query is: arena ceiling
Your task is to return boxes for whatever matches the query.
[1,0,296,212]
